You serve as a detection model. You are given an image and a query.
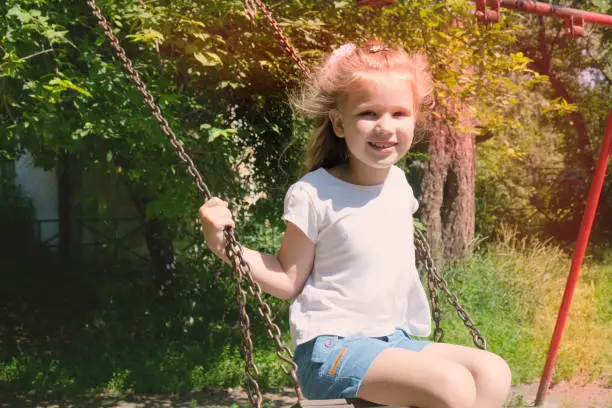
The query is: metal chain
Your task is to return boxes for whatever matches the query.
[89,0,488,404]
[85,0,212,202]
[225,229,304,402]
[414,230,488,350]
[244,0,258,22]
[85,1,303,406]
[245,0,311,76]
[245,0,488,353]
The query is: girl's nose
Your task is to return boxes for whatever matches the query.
[374,125,394,137]
[375,116,394,137]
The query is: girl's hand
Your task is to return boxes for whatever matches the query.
[198,197,235,259]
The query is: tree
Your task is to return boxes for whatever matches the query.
[420,100,476,266]
[1,0,547,272]
[509,0,612,241]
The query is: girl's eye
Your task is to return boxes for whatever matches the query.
[358,111,377,117]
[393,111,412,118]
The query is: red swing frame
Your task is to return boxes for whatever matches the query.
[458,2,612,405]
[358,1,612,406]
[88,0,612,405]
[247,1,612,405]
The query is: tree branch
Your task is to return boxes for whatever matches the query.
[475,126,494,144]
[19,49,54,61]
[537,16,550,74]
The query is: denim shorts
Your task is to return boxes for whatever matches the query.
[292,328,432,400]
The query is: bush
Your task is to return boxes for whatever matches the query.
[1,223,610,399]
[435,226,611,384]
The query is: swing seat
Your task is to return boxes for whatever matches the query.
[86,4,488,408]
[296,399,400,407]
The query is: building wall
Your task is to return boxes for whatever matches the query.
[14,151,59,245]
[12,151,149,260]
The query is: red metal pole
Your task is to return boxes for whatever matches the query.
[534,108,612,406]
[485,0,612,27]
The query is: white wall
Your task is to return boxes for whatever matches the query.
[14,151,59,245]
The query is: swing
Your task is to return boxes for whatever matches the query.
[85,1,487,407]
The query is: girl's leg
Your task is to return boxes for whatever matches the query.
[357,344,511,408]
[419,343,512,408]
[357,348,478,408]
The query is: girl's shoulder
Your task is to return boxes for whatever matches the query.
[296,167,327,181]
[285,168,327,200]
[285,167,356,208]
[389,166,419,213]
[389,164,407,179]
[290,167,336,191]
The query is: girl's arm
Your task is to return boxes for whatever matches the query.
[199,197,315,300]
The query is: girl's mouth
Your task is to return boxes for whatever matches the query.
[368,141,397,152]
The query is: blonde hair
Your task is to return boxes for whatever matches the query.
[291,39,433,172]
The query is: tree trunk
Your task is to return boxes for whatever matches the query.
[442,102,476,264]
[127,187,177,299]
[115,155,177,300]
[420,101,476,268]
[420,107,449,267]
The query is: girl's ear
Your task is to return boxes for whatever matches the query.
[329,109,345,138]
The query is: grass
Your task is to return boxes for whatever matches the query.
[435,227,611,386]
[1,228,610,404]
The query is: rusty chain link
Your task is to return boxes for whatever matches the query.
[224,228,304,403]
[85,1,303,406]
[414,229,488,350]
[245,0,311,76]
[246,0,488,353]
[84,0,212,202]
[89,0,487,405]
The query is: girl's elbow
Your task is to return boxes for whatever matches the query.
[264,284,295,300]
[275,283,302,300]
[287,281,307,300]
[275,291,294,301]
[277,286,299,300]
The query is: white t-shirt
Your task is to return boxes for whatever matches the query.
[283,165,431,347]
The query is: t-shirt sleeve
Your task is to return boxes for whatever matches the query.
[397,166,419,214]
[409,185,419,214]
[282,183,319,243]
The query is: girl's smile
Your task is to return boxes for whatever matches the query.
[329,70,416,185]
[368,140,398,153]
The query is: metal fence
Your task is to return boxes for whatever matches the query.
[33,217,149,262]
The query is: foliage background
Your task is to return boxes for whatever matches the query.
[0,0,611,401]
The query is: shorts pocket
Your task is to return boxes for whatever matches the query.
[311,335,341,363]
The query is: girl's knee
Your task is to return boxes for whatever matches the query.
[435,364,477,408]
[488,353,511,383]
[478,352,512,401]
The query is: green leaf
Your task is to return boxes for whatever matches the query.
[207,127,236,142]
[7,6,31,23]
[193,52,222,68]
[181,19,207,29]
[126,29,164,44]
[42,28,68,44]
[44,77,93,97]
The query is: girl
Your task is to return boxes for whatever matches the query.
[199,40,512,408]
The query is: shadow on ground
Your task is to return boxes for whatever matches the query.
[0,388,298,408]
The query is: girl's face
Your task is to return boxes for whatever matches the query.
[330,71,416,183]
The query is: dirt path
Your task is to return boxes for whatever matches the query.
[510,380,611,408]
[3,381,610,408]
